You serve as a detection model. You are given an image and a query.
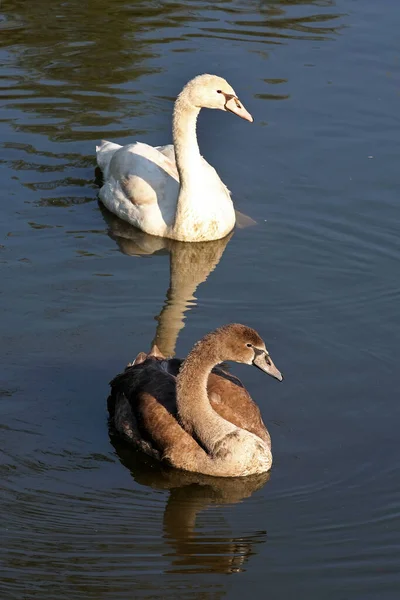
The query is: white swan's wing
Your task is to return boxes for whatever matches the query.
[96,140,180,236]
[155,144,175,162]
[96,140,178,183]
[107,142,179,203]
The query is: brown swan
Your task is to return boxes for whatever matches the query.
[108,324,283,477]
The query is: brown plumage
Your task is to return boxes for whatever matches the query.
[108,324,283,477]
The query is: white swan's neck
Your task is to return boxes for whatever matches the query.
[170,91,235,242]
[172,95,202,190]
[176,340,237,452]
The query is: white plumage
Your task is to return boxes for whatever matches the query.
[96,74,253,242]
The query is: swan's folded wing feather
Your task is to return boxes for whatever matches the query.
[96,140,122,178]
[207,371,270,446]
[101,142,180,230]
[137,391,198,454]
[109,358,179,456]
[155,144,175,162]
[108,142,179,184]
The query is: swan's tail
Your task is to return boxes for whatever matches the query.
[95,140,122,177]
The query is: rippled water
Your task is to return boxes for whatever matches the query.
[1,0,399,598]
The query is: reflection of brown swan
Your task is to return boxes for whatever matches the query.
[100,204,234,357]
[108,324,282,477]
[111,436,269,574]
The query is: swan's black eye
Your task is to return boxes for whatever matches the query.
[246,343,252,348]
[217,89,222,94]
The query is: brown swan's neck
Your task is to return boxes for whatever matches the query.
[176,334,237,451]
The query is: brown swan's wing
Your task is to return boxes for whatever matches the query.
[108,357,209,469]
[138,358,270,445]
[207,368,270,447]
[108,357,177,452]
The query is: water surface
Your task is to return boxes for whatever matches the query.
[1,0,399,598]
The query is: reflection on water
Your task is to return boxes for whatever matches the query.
[113,438,269,575]
[0,0,343,139]
[102,206,233,356]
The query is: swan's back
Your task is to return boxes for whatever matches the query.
[108,356,179,420]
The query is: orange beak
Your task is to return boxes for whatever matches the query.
[224,95,253,123]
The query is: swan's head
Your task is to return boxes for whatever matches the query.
[213,323,283,381]
[179,74,253,122]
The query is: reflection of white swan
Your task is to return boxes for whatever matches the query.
[101,207,233,357]
[111,436,269,574]
[96,74,253,242]
[153,239,232,357]
[108,324,283,477]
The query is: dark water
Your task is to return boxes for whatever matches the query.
[1,0,399,597]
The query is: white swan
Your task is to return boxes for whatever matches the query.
[96,74,253,242]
